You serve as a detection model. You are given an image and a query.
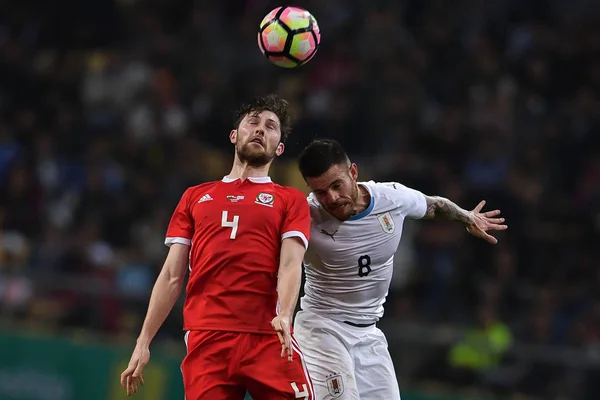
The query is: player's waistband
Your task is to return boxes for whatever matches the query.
[299,302,379,327]
[343,320,376,328]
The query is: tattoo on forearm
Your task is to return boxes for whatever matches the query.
[424,196,472,224]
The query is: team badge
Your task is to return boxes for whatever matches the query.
[255,192,274,207]
[377,212,395,234]
[326,373,344,397]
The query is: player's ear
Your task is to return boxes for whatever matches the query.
[275,142,285,156]
[349,162,358,181]
[229,130,237,144]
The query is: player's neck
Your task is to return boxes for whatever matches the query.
[352,184,371,214]
[227,158,272,181]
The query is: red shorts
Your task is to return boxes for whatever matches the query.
[182,330,314,400]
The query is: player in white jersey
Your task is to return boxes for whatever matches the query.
[293,139,508,400]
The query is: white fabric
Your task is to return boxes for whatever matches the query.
[294,310,401,400]
[301,181,427,324]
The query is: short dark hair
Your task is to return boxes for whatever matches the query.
[298,139,350,179]
[234,94,292,143]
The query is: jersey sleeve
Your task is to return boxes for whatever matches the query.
[165,188,193,247]
[385,182,427,219]
[280,189,311,249]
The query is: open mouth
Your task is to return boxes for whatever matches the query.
[250,138,264,147]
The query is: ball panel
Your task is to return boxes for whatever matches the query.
[261,22,288,53]
[311,17,321,44]
[279,7,311,30]
[257,33,266,55]
[303,47,318,64]
[268,56,298,68]
[289,32,316,62]
[260,6,282,30]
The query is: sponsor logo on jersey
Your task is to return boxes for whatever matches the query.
[320,229,338,241]
[255,192,274,207]
[326,373,344,397]
[226,195,245,202]
[198,194,213,203]
[377,212,395,234]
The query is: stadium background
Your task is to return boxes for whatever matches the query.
[1,0,599,399]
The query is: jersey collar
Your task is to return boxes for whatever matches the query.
[348,183,374,221]
[222,176,272,184]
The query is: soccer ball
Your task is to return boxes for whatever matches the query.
[258,6,321,68]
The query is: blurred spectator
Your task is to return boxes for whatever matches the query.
[446,305,513,385]
[0,0,599,398]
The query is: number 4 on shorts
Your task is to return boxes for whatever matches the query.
[291,382,309,399]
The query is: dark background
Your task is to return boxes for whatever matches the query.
[1,0,599,399]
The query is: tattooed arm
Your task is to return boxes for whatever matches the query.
[421,196,508,244]
[422,196,473,224]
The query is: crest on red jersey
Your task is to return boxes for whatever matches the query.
[326,373,344,397]
[255,192,274,207]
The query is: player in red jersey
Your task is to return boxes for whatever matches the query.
[120,94,314,400]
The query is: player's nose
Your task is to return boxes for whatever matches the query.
[254,125,266,135]
[327,191,340,203]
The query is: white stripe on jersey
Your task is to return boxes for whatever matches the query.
[301,181,427,324]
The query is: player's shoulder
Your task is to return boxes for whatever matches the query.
[364,180,418,195]
[271,183,307,202]
[178,181,222,203]
[183,181,220,196]
[306,192,333,224]
[362,180,422,208]
[360,180,399,198]
[306,191,321,209]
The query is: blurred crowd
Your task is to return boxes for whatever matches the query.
[0,0,599,398]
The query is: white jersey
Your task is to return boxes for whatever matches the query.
[301,180,427,324]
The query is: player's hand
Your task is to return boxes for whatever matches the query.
[120,343,150,396]
[271,315,294,362]
[465,200,508,244]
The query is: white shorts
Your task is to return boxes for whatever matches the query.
[293,309,401,400]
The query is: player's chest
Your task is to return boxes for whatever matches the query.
[311,210,403,263]
[191,187,283,229]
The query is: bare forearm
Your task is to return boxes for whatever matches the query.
[137,269,184,346]
[424,196,472,224]
[276,263,302,318]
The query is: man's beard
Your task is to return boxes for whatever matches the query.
[327,181,360,221]
[348,183,359,215]
[236,141,276,167]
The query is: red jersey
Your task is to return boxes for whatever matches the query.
[165,176,310,334]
